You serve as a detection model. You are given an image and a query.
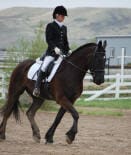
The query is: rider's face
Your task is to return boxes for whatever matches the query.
[55,14,65,22]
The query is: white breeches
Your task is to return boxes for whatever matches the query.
[41,56,55,72]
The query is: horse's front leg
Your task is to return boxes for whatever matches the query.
[45,107,66,143]
[26,98,43,143]
[56,95,79,144]
[65,107,79,144]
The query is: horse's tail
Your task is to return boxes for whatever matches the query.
[1,68,22,122]
[1,93,21,122]
[0,59,34,122]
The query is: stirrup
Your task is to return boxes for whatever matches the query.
[33,88,40,97]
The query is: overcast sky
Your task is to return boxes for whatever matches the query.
[0,0,131,10]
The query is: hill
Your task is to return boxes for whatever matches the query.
[0,7,131,48]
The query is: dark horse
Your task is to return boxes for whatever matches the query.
[0,40,106,144]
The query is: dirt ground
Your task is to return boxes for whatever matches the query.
[0,110,131,155]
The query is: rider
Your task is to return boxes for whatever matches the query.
[33,5,72,97]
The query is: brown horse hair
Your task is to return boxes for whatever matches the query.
[0,59,35,122]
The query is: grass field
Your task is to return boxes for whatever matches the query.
[76,99,131,109]
[0,99,130,117]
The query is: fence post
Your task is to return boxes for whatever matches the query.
[1,73,6,99]
[115,73,120,99]
[121,48,125,83]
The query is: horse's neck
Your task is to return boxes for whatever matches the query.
[69,47,94,71]
[67,47,94,80]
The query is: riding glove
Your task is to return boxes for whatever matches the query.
[68,50,72,54]
[54,47,61,55]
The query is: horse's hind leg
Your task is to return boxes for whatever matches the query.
[0,87,25,141]
[0,98,14,141]
[0,117,7,140]
[26,97,43,143]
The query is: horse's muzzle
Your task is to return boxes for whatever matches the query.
[93,75,104,85]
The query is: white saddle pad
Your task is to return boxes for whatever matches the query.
[27,56,63,82]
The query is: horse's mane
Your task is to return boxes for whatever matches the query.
[74,43,96,52]
[70,42,97,58]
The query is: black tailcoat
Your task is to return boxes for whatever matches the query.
[45,21,70,56]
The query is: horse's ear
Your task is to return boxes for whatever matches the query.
[103,40,107,49]
[98,40,102,48]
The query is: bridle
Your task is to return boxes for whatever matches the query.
[63,46,106,76]
[90,50,106,76]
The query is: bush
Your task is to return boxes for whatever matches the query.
[4,21,47,73]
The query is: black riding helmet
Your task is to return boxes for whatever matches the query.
[53,6,68,19]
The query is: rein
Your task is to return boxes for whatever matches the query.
[65,59,92,75]
[63,46,96,75]
[62,46,105,75]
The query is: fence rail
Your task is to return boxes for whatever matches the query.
[0,72,131,100]
[83,74,131,101]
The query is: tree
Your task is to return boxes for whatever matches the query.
[5,21,47,72]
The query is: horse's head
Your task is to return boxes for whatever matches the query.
[90,40,107,85]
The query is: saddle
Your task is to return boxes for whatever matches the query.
[27,56,63,82]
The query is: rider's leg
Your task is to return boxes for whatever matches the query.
[33,70,46,97]
[33,56,54,97]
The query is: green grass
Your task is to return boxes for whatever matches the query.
[77,109,123,116]
[40,101,59,112]
[0,99,130,117]
[76,99,131,109]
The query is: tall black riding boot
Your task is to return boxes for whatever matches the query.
[33,70,46,97]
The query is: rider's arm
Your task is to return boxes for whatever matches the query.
[46,23,56,51]
[64,26,70,51]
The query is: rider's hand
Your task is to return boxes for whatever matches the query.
[68,50,72,54]
[54,47,61,55]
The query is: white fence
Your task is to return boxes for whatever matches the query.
[0,72,131,101]
[0,73,6,99]
[83,74,131,101]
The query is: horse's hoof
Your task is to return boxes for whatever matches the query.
[45,141,53,145]
[66,135,72,144]
[0,134,6,142]
[0,138,5,142]
[45,139,53,144]
[33,135,41,143]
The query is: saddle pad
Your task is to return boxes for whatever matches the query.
[27,56,63,82]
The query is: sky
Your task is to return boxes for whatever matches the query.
[0,0,131,10]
